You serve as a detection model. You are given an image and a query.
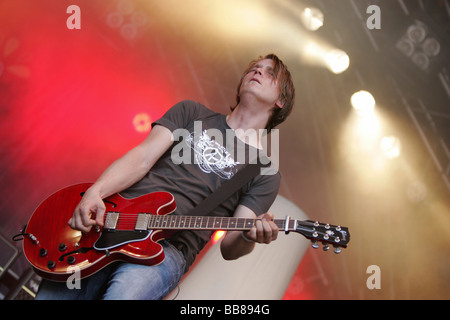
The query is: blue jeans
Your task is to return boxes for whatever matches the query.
[35,240,186,300]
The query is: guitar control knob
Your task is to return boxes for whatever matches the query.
[67,256,76,265]
[47,260,56,269]
[39,248,47,257]
[59,243,67,251]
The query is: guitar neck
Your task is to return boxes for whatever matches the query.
[143,214,297,233]
[105,212,350,250]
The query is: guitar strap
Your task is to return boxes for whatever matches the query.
[186,161,268,217]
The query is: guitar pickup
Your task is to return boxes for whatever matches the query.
[135,213,149,231]
[104,212,120,230]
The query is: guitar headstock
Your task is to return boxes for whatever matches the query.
[295,220,350,254]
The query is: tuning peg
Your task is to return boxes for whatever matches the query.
[311,241,319,249]
[323,244,330,251]
[333,246,342,254]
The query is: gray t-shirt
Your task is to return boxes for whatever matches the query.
[121,100,280,270]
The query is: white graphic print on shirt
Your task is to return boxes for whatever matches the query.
[186,130,239,179]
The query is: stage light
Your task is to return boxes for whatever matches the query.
[411,52,430,71]
[347,90,383,158]
[212,230,226,244]
[351,90,376,116]
[422,37,440,57]
[133,113,152,133]
[302,42,350,74]
[380,136,401,159]
[396,38,415,57]
[300,7,324,31]
[324,49,350,74]
[275,0,323,31]
[395,20,442,73]
[406,23,427,43]
[106,0,149,41]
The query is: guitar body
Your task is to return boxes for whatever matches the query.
[23,183,176,282]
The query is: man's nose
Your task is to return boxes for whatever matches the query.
[254,68,262,75]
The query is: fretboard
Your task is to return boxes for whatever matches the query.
[146,215,296,232]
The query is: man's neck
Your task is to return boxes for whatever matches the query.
[226,101,271,149]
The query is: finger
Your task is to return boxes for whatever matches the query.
[70,210,91,233]
[94,204,106,227]
[255,220,264,242]
[262,219,273,244]
[264,212,274,220]
[68,209,81,230]
[262,212,278,242]
[250,226,258,241]
[79,207,96,230]
[68,216,74,228]
[70,205,95,233]
[269,220,278,241]
[242,227,256,242]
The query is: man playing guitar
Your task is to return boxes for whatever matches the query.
[35,54,295,299]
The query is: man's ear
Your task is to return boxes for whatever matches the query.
[275,98,285,109]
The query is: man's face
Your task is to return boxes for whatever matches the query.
[239,58,284,109]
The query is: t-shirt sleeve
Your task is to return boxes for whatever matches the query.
[152,100,203,132]
[239,171,281,216]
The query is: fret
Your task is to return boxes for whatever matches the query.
[175,214,181,229]
[202,217,208,229]
[208,217,213,229]
[185,216,191,229]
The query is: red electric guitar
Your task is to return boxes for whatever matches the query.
[20,183,350,281]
